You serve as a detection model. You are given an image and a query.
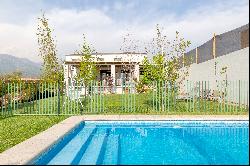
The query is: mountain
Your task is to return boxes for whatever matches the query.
[0,54,42,77]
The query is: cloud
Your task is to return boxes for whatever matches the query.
[0,1,249,62]
[0,20,39,61]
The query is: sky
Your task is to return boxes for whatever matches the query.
[0,0,249,62]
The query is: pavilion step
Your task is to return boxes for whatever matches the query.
[48,124,96,165]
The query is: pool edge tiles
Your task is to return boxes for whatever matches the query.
[85,120,249,128]
[0,116,85,165]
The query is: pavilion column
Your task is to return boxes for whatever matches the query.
[63,64,69,96]
[111,65,116,85]
[134,64,140,81]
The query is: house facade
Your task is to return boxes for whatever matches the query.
[64,52,146,94]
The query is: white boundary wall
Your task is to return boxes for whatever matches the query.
[184,47,249,88]
[179,47,249,105]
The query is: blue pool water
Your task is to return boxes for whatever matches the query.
[32,121,249,165]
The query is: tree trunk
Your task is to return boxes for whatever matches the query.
[84,82,87,114]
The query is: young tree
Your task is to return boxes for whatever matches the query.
[120,32,141,83]
[37,13,63,82]
[74,35,98,113]
[75,35,98,86]
[142,24,191,85]
[141,25,191,109]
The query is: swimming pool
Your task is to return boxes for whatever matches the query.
[31,120,249,165]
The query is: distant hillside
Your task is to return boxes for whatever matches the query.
[0,54,41,77]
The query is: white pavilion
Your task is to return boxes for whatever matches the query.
[64,52,146,95]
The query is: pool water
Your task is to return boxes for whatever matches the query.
[32,121,249,165]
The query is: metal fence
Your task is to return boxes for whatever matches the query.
[0,80,248,116]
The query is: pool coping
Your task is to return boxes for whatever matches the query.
[80,115,249,121]
[0,115,248,165]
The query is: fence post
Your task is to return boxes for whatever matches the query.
[57,80,60,115]
[7,82,11,115]
[239,80,241,109]
[1,81,4,116]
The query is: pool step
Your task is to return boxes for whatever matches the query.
[48,124,96,165]
[174,129,236,164]
[102,135,119,165]
[78,128,107,165]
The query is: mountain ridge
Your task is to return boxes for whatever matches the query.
[0,54,42,77]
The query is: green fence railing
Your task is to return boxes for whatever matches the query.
[0,80,248,116]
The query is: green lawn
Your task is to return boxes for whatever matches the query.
[0,115,68,153]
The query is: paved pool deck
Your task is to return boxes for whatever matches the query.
[0,115,248,165]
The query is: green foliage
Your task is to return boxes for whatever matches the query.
[0,116,68,152]
[0,71,22,83]
[141,55,166,85]
[37,13,63,83]
[135,79,150,93]
[142,27,191,86]
[75,35,98,86]
[0,72,22,98]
